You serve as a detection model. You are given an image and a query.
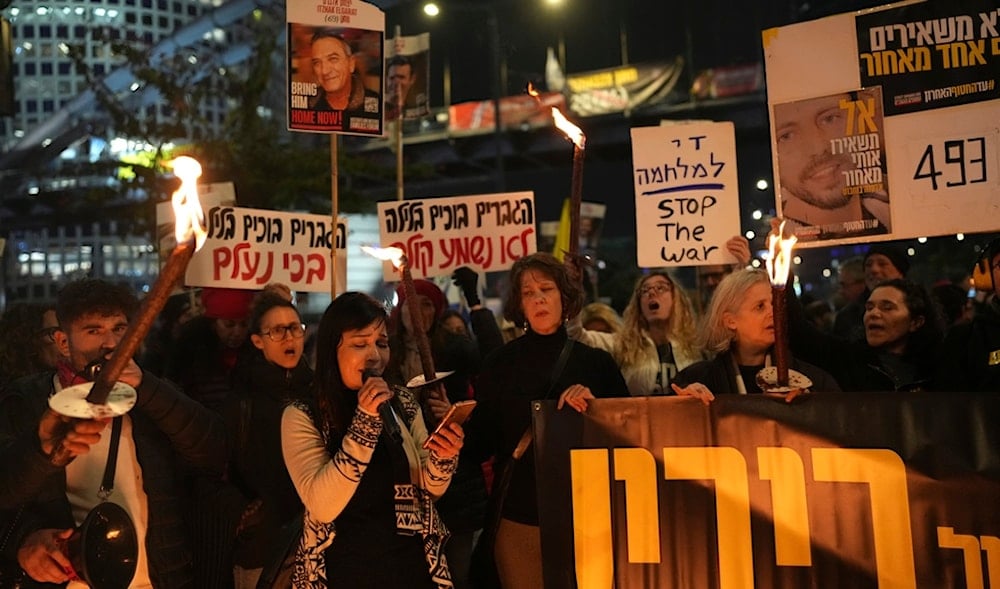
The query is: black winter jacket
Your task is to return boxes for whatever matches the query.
[0,371,226,588]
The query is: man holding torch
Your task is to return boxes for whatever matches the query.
[0,278,226,587]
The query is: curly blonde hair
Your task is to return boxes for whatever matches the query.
[615,270,699,367]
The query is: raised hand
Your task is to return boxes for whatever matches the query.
[451,266,481,307]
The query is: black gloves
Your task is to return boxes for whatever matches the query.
[452,267,481,307]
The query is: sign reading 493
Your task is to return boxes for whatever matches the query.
[901,121,1000,237]
[913,136,989,191]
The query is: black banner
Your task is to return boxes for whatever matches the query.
[856,0,1000,116]
[565,58,684,117]
[534,392,1000,588]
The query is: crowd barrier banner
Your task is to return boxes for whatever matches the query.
[534,392,1000,588]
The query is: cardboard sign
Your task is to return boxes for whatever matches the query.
[631,122,741,267]
[376,192,536,280]
[158,201,347,293]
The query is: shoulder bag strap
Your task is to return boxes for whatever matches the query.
[512,337,574,460]
[98,416,124,501]
[485,336,576,546]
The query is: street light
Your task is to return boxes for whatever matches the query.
[424,1,505,192]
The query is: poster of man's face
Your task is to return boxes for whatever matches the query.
[774,93,858,209]
[287,23,384,135]
[387,57,415,107]
[383,33,430,121]
[772,88,890,242]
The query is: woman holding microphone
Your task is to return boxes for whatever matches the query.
[281,292,464,588]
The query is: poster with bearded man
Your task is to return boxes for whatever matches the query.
[773,87,890,243]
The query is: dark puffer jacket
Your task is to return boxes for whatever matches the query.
[0,371,226,588]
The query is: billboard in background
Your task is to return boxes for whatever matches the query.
[566,58,684,117]
[690,63,764,100]
[287,0,385,136]
[763,0,1000,246]
[448,91,565,134]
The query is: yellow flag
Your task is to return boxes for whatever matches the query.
[552,198,571,262]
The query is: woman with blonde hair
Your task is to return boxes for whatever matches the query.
[671,268,839,401]
[568,237,750,395]
[579,302,623,334]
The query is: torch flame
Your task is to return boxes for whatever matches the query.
[766,220,798,287]
[527,82,585,149]
[361,245,406,269]
[168,156,207,251]
[552,108,585,149]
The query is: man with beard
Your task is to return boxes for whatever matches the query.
[774,91,890,240]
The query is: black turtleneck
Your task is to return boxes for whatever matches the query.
[470,326,628,525]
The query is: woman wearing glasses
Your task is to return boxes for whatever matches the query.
[220,288,314,588]
[0,303,63,393]
[567,237,751,396]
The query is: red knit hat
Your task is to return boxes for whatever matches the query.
[201,288,254,321]
[395,279,446,321]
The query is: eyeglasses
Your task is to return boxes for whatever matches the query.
[639,282,673,298]
[260,322,306,342]
[39,326,60,343]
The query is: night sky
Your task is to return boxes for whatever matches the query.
[381,0,891,105]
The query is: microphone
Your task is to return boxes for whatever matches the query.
[362,368,401,443]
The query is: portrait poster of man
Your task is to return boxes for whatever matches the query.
[773,87,890,243]
[384,32,430,121]
[287,21,384,136]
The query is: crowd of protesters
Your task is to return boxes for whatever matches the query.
[0,227,997,588]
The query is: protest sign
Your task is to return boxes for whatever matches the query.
[376,192,536,280]
[631,121,741,268]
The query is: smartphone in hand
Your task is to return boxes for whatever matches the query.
[423,400,477,448]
